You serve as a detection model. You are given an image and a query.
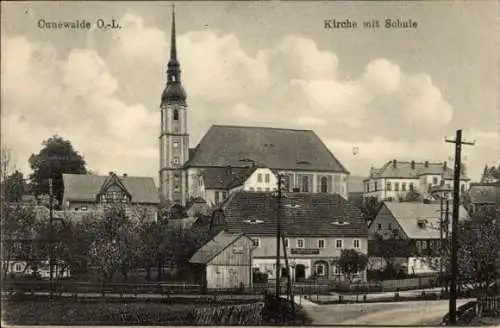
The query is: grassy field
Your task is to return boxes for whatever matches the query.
[2,300,198,325]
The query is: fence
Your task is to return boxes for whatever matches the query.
[379,276,436,291]
[1,280,329,299]
[478,295,500,317]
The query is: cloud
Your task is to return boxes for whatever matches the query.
[1,12,494,183]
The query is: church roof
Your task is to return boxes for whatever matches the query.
[184,125,349,173]
[62,173,160,204]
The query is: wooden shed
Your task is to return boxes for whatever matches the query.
[189,231,255,289]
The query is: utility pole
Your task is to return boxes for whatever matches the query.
[445,129,475,324]
[276,174,282,297]
[48,178,54,298]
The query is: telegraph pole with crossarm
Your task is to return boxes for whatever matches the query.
[445,129,475,324]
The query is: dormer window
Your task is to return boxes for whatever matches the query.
[332,220,350,226]
[417,219,427,228]
[243,218,264,224]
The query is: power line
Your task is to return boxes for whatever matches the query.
[445,129,475,324]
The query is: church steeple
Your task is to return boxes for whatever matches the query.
[162,3,186,105]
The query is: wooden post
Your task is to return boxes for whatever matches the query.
[445,129,475,324]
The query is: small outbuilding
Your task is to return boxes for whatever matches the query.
[189,231,255,289]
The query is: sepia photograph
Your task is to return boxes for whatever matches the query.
[1,0,499,326]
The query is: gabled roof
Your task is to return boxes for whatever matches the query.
[381,202,469,239]
[468,184,500,204]
[184,125,349,173]
[220,191,367,237]
[97,172,132,200]
[366,161,468,181]
[63,173,160,204]
[189,231,251,264]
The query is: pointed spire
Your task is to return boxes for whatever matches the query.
[161,3,187,105]
[170,3,177,63]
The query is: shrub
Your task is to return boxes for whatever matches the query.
[261,293,313,325]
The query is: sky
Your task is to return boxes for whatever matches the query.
[1,1,499,183]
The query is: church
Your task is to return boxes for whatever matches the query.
[159,8,351,206]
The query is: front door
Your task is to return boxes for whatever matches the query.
[295,264,306,281]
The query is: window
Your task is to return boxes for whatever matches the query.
[257,187,262,191]
[353,239,360,249]
[318,239,325,248]
[395,182,399,191]
[412,259,417,267]
[402,183,406,191]
[409,183,414,191]
[222,192,227,199]
[461,184,465,193]
[335,239,343,248]
[428,183,432,190]
[249,187,255,191]
[253,238,261,247]
[265,173,270,183]
[321,177,328,193]
[416,241,421,249]
[316,264,325,276]
[433,177,438,185]
[174,185,179,192]
[374,181,378,191]
[366,183,370,192]
[285,238,289,248]
[257,173,262,182]
[173,109,179,121]
[421,240,427,249]
[297,239,304,248]
[302,176,309,192]
[81,206,87,211]
[174,173,180,181]
[388,223,392,230]
[387,182,392,191]
[265,188,270,191]
[173,157,180,165]
[215,191,220,203]
[377,223,382,231]
[173,141,179,148]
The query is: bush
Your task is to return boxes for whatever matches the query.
[261,293,313,325]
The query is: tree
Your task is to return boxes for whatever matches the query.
[338,249,369,282]
[84,204,133,282]
[0,203,37,280]
[3,171,26,202]
[481,165,500,184]
[28,135,87,208]
[426,202,500,294]
[357,196,381,224]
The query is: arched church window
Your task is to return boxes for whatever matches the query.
[173,109,179,121]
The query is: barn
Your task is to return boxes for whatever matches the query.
[189,231,255,289]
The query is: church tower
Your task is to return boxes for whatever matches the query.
[159,5,189,206]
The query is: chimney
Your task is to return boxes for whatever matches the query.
[424,161,429,168]
[123,173,128,177]
[392,159,397,168]
[411,160,415,170]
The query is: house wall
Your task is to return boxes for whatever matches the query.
[364,178,420,201]
[242,168,278,192]
[205,235,254,289]
[249,235,368,281]
[65,202,158,221]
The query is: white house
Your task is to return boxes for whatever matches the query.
[363,160,470,202]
